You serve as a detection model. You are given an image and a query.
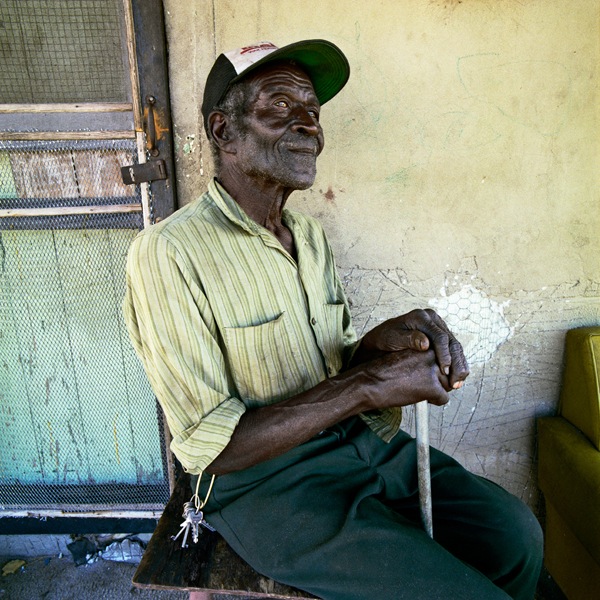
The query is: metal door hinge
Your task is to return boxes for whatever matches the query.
[121,159,167,185]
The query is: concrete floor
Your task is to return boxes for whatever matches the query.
[0,534,241,600]
[1,539,567,600]
[0,556,187,600]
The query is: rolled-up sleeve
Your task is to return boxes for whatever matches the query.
[123,231,245,474]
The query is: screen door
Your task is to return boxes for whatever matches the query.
[0,0,175,515]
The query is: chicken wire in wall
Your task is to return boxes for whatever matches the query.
[0,139,169,511]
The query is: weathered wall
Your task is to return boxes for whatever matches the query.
[162,0,600,509]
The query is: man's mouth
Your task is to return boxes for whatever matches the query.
[280,135,319,154]
[286,145,318,155]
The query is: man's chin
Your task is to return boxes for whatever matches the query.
[251,162,317,191]
[292,177,316,191]
[288,165,318,190]
[273,170,316,192]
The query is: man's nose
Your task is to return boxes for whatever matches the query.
[290,109,321,136]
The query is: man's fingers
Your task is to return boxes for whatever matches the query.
[420,321,453,376]
[382,329,430,352]
[448,337,470,388]
[422,310,469,385]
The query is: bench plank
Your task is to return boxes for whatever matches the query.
[133,474,317,599]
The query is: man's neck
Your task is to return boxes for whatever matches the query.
[217,170,293,232]
[217,171,297,259]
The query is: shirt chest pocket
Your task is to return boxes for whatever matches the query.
[222,312,314,406]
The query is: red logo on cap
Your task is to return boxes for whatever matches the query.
[239,42,277,55]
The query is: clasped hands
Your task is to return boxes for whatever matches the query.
[350,309,470,408]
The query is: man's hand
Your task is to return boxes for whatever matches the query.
[359,348,452,409]
[351,308,469,390]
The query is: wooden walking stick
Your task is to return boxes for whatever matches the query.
[415,400,433,538]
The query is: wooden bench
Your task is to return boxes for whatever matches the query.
[133,472,317,599]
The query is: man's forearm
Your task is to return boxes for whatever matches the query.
[205,367,370,475]
[206,348,450,475]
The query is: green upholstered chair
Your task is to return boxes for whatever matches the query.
[538,326,600,600]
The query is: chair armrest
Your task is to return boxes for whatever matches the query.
[538,416,600,565]
[559,327,600,450]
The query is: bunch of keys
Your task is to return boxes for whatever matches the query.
[171,501,216,548]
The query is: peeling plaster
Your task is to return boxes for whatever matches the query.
[183,134,196,155]
[429,284,513,365]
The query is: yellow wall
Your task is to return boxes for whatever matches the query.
[163,0,600,508]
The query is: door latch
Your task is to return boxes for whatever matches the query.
[121,159,167,185]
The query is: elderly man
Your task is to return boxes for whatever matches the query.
[124,40,543,600]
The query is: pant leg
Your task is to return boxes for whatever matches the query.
[352,423,544,600]
[201,420,522,600]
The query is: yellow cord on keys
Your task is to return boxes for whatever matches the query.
[192,473,216,512]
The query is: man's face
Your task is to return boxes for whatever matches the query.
[230,63,325,191]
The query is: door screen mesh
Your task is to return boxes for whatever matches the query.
[0,0,129,104]
[0,139,170,511]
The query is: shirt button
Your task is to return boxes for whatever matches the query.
[327,367,333,375]
[311,318,317,325]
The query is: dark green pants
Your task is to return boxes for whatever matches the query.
[198,418,543,600]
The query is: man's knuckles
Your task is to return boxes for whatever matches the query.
[378,327,429,352]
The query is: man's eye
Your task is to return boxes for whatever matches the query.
[308,110,319,119]
[275,100,289,108]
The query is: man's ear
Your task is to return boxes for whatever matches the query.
[208,111,237,154]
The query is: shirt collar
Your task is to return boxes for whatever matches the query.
[208,178,262,236]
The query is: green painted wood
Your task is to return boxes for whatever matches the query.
[0,227,165,494]
[1,228,84,486]
[0,236,46,485]
[107,229,166,484]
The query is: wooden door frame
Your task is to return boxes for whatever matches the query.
[131,0,177,224]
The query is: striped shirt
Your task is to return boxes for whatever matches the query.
[123,179,402,475]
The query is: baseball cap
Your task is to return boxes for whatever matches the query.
[201,39,350,131]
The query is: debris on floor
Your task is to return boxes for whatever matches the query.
[66,534,146,566]
[2,559,26,576]
[100,537,144,564]
[66,537,98,566]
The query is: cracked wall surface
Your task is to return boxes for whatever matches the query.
[163,0,600,510]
